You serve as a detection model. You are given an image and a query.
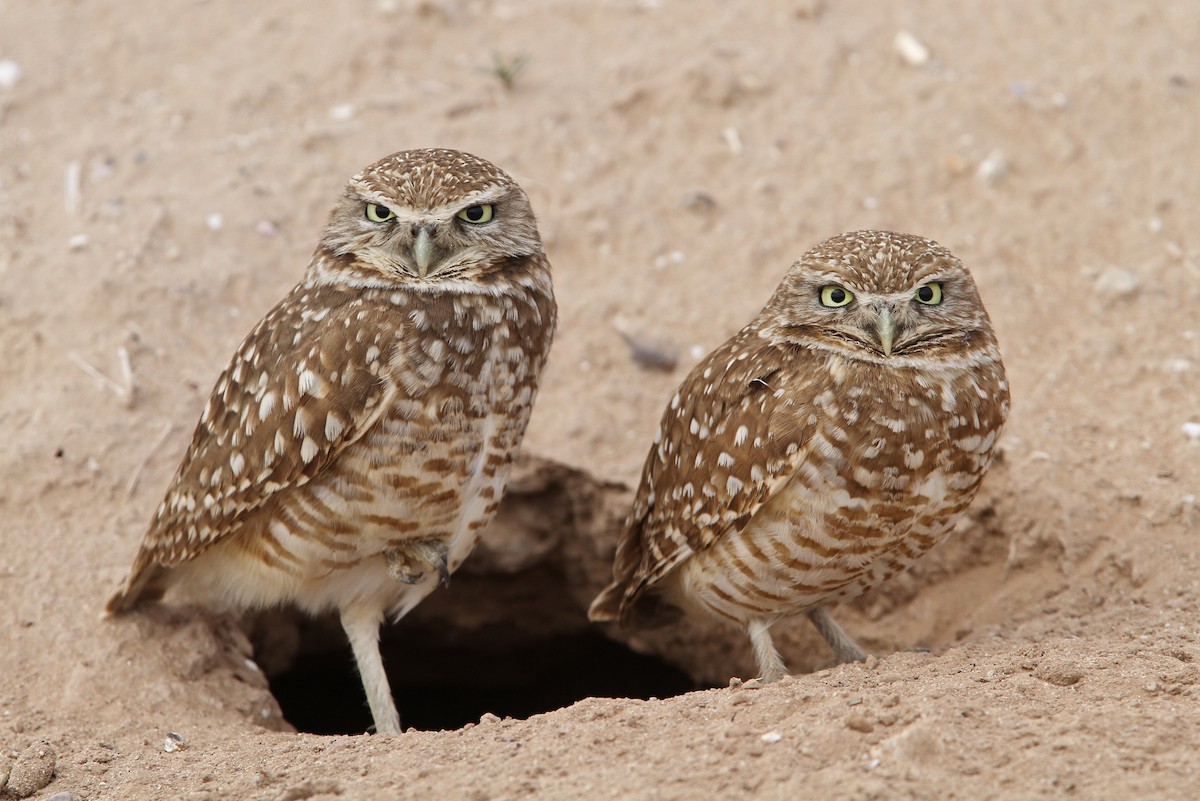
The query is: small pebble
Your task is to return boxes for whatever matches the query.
[682,191,717,212]
[1182,422,1200,444]
[761,731,782,744]
[846,714,874,733]
[652,250,686,269]
[976,150,1008,184]
[205,212,224,231]
[0,59,21,89]
[1094,266,1140,297]
[256,220,279,237]
[479,712,501,725]
[6,741,56,798]
[67,233,89,251]
[47,793,81,801]
[1162,357,1193,373]
[163,731,187,753]
[894,31,931,66]
[722,126,743,155]
[617,329,680,372]
[329,103,356,121]
[1035,661,1084,686]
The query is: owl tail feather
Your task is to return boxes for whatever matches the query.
[587,583,623,623]
[588,582,683,630]
[103,557,166,617]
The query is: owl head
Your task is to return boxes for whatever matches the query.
[766,230,997,364]
[317,148,544,290]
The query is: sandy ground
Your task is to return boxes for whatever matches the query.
[2,0,1200,798]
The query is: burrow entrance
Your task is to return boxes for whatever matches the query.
[267,621,700,734]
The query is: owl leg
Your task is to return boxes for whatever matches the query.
[384,539,450,585]
[747,618,788,683]
[806,606,868,664]
[340,604,401,734]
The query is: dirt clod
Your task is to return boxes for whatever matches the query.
[1035,662,1085,687]
[5,742,56,798]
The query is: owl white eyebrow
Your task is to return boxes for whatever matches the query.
[359,189,506,221]
[456,187,508,209]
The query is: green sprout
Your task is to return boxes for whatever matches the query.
[483,51,530,91]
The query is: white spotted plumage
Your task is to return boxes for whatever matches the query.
[107,149,556,734]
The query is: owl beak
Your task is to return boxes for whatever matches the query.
[873,308,896,357]
[412,227,436,277]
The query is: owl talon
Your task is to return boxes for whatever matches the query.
[384,540,450,586]
[384,549,420,583]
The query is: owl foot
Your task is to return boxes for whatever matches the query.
[384,540,450,586]
[806,606,868,664]
[746,619,789,684]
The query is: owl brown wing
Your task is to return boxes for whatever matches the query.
[106,282,403,611]
[591,327,826,623]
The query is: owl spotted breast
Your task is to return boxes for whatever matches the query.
[106,148,556,733]
[589,230,1008,683]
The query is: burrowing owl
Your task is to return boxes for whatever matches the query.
[106,148,556,733]
[589,230,1008,682]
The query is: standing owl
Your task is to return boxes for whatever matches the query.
[106,148,557,734]
[589,230,1008,683]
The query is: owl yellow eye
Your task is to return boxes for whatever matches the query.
[457,204,494,224]
[365,203,396,223]
[819,285,854,308]
[916,282,943,305]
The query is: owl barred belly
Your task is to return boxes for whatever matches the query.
[590,230,1009,684]
[667,354,1003,626]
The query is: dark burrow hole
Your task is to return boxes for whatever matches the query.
[267,623,701,734]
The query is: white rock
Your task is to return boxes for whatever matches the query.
[894,31,931,66]
[0,59,21,89]
[1183,422,1200,444]
[1162,358,1193,373]
[722,126,743,155]
[1094,266,1141,297]
[205,212,224,231]
[329,103,356,121]
[977,150,1009,184]
[67,234,89,251]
